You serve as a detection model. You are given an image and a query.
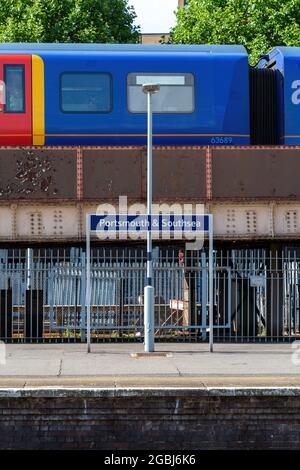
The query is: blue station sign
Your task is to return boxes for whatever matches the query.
[89,214,210,233]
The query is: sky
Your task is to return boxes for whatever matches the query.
[128,0,178,34]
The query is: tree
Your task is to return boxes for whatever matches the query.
[171,0,300,64]
[0,0,140,43]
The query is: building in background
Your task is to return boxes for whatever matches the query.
[140,0,186,44]
[140,33,170,44]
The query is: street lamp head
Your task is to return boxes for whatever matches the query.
[142,83,160,94]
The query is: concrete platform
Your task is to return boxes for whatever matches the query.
[0,342,299,388]
[1,343,300,449]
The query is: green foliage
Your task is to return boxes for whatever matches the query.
[171,0,300,64]
[0,0,140,43]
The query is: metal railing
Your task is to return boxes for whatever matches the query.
[0,247,299,342]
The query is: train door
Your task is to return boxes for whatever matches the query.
[0,54,32,145]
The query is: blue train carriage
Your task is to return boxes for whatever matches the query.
[257,47,300,146]
[0,43,250,146]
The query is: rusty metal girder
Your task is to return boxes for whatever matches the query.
[0,146,298,202]
[212,148,300,200]
[0,148,76,200]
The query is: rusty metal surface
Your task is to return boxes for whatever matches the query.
[212,148,300,199]
[0,149,76,200]
[76,148,83,201]
[83,148,206,200]
[0,146,300,202]
[83,149,144,199]
[152,148,206,200]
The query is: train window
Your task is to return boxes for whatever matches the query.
[4,64,25,113]
[127,73,194,113]
[60,73,112,113]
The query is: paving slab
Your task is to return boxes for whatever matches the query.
[0,343,299,387]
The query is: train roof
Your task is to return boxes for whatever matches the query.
[0,43,247,55]
[269,46,300,57]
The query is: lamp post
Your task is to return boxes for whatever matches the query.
[142,83,160,353]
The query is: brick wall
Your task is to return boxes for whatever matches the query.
[0,388,300,450]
